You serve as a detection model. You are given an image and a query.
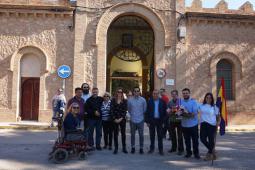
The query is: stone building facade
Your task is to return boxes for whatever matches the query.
[0,0,254,124]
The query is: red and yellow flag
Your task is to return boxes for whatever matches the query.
[216,78,228,135]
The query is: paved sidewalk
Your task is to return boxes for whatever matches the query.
[0,121,54,130]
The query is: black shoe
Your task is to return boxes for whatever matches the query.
[103,145,107,149]
[123,148,128,154]
[159,151,164,156]
[109,146,112,150]
[168,149,176,153]
[96,146,102,151]
[131,148,135,154]
[148,149,154,154]
[184,154,192,158]
[113,149,118,154]
[194,154,201,159]
[140,149,144,154]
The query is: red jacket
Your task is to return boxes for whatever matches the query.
[161,95,169,105]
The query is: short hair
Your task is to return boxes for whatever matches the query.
[75,87,83,92]
[58,88,63,92]
[153,89,159,94]
[171,90,178,95]
[133,86,140,91]
[160,88,166,92]
[103,92,111,97]
[92,87,98,91]
[182,88,190,93]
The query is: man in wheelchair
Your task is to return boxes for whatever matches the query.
[63,102,85,141]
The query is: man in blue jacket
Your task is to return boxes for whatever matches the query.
[145,89,167,155]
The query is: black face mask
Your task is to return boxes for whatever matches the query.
[83,89,89,94]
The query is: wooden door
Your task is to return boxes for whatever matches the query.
[21,78,40,121]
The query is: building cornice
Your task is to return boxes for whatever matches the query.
[185,12,255,26]
[0,4,74,18]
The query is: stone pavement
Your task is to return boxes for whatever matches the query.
[0,128,254,170]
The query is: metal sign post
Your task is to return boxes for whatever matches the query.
[57,65,72,95]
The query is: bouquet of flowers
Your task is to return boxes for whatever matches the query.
[175,105,183,120]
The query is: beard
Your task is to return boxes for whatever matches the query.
[183,96,190,100]
[83,89,89,94]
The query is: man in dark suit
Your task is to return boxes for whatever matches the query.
[145,89,167,155]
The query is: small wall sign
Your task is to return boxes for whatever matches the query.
[156,68,166,79]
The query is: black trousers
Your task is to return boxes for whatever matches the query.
[162,118,170,138]
[200,122,216,154]
[182,125,199,155]
[169,121,184,152]
[149,119,163,152]
[113,119,126,150]
[102,120,113,147]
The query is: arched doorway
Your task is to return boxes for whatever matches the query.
[20,54,41,120]
[106,15,154,95]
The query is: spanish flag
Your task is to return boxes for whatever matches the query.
[216,78,228,136]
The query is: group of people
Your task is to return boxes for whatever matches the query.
[51,83,220,161]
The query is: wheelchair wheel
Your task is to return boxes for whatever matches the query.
[78,151,88,160]
[52,148,68,164]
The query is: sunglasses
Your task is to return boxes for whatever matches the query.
[72,107,80,109]
[83,87,89,89]
[104,95,109,97]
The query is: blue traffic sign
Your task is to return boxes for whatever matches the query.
[57,65,71,79]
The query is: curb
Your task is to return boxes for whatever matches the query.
[0,126,57,131]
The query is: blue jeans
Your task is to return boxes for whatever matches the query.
[88,119,102,147]
[130,121,144,149]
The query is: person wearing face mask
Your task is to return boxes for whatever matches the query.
[180,88,200,159]
[81,83,91,103]
[85,87,104,150]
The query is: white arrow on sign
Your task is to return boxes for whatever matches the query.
[59,69,70,74]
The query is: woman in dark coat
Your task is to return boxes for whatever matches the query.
[111,88,128,154]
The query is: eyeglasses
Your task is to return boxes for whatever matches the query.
[72,107,80,109]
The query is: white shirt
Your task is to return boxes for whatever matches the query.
[81,93,91,103]
[198,104,219,126]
